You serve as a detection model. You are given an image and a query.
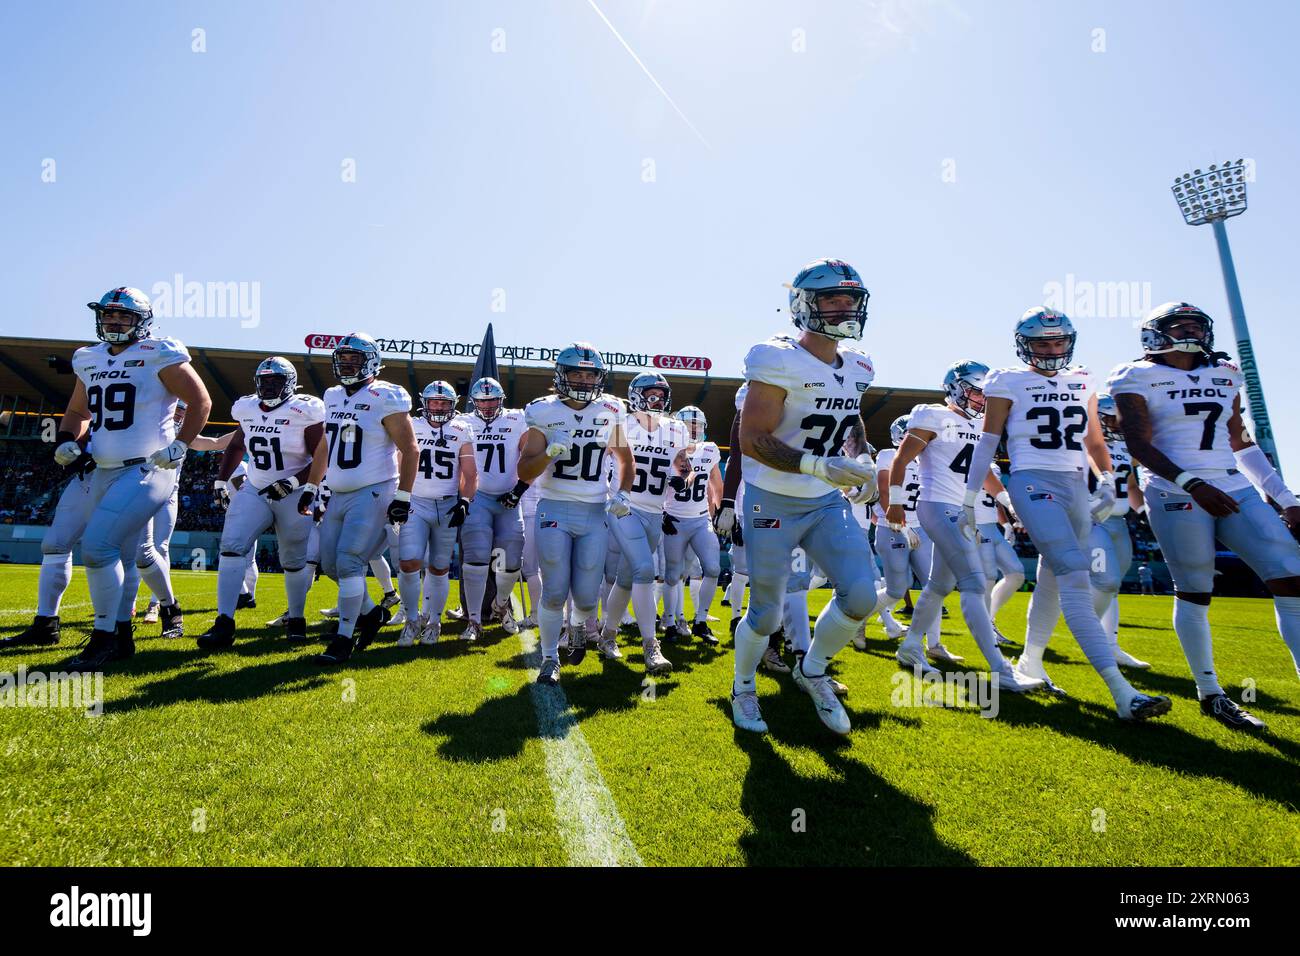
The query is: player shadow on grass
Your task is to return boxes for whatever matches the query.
[420,685,543,762]
[720,691,969,865]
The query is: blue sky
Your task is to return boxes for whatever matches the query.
[3,0,1299,473]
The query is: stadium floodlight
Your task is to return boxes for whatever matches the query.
[1171,159,1281,474]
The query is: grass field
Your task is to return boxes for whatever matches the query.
[1,564,1298,866]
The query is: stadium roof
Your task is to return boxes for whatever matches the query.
[0,335,942,451]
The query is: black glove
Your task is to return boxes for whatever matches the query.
[662,512,679,536]
[498,480,529,509]
[214,480,232,512]
[297,483,320,517]
[668,474,687,493]
[262,477,300,501]
[68,451,96,479]
[732,521,744,548]
[448,496,470,528]
[387,494,411,526]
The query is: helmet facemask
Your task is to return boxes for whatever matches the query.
[424,398,456,425]
[555,365,605,405]
[94,306,150,345]
[1141,312,1215,357]
[256,372,292,408]
[1016,331,1076,372]
[332,348,372,386]
[793,288,869,341]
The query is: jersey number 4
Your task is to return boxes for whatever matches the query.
[1026,405,1086,451]
[86,383,136,432]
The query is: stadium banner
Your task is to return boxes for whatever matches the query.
[304,332,711,373]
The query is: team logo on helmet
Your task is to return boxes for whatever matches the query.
[788,258,870,341]
[628,372,672,413]
[255,356,299,409]
[421,380,459,425]
[1015,307,1077,372]
[942,360,990,418]
[554,342,607,405]
[470,377,506,422]
[88,287,154,344]
[332,332,383,386]
[889,414,910,448]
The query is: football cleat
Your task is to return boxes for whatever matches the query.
[419,618,441,645]
[388,606,407,627]
[564,626,587,664]
[990,624,1014,647]
[284,617,309,642]
[851,622,867,651]
[315,634,356,665]
[1013,657,1067,696]
[114,621,137,661]
[159,602,185,639]
[354,605,390,650]
[761,647,790,674]
[881,617,908,640]
[69,629,120,669]
[1114,646,1151,669]
[492,600,520,635]
[143,600,161,624]
[643,639,672,674]
[1119,692,1172,722]
[664,622,692,645]
[692,620,719,646]
[896,643,938,676]
[926,643,964,664]
[518,614,537,631]
[1200,693,1265,731]
[537,657,561,686]
[730,690,768,733]
[0,614,61,648]
[463,620,483,644]
[319,606,340,619]
[729,615,742,635]
[994,668,1045,695]
[446,605,465,621]
[196,614,237,650]
[236,593,257,611]
[598,636,623,660]
[791,662,851,735]
[266,612,289,627]
[380,590,401,611]
[397,618,422,648]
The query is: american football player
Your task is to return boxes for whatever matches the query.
[662,404,724,645]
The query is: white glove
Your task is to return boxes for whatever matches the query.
[888,521,920,550]
[607,490,631,518]
[995,489,1016,521]
[801,453,875,489]
[149,439,189,469]
[54,441,82,466]
[545,429,572,459]
[1092,472,1117,522]
[845,483,876,505]
[713,499,736,535]
[960,490,982,542]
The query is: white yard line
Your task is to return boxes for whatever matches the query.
[516,601,642,868]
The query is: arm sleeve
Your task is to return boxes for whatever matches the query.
[1234,444,1299,508]
[964,431,1002,497]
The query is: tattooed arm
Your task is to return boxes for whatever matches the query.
[1115,391,1238,517]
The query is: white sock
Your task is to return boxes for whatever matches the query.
[631,581,657,642]
[336,576,366,638]
[369,556,394,595]
[676,580,687,621]
[425,572,451,620]
[525,573,542,617]
[86,562,124,631]
[906,587,945,655]
[688,578,700,617]
[1273,595,1300,679]
[1058,569,1122,677]
[726,572,748,616]
[783,590,811,654]
[1099,592,1120,644]
[661,583,678,626]
[539,604,565,658]
[118,561,140,622]
[1022,562,1060,669]
[732,618,768,694]
[1174,598,1221,697]
[284,566,314,618]
[602,585,632,639]
[990,571,1024,618]
[694,575,719,623]
[495,568,520,609]
[462,563,489,623]
[422,571,438,611]
[398,569,423,621]
[802,598,860,677]
[960,588,1010,672]
[243,558,259,596]
[217,554,246,618]
[137,558,175,606]
[37,553,73,617]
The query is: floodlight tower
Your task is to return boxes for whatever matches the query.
[1171,159,1281,472]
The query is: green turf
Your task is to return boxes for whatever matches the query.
[1,565,1297,866]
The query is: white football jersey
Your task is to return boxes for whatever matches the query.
[740,334,875,498]
[321,380,412,493]
[461,409,527,496]
[1105,441,1133,517]
[666,440,721,519]
[624,413,691,514]
[412,416,472,499]
[524,393,624,504]
[1106,359,1250,495]
[231,393,326,490]
[907,403,984,506]
[873,447,920,527]
[732,383,747,515]
[984,364,1094,473]
[72,336,190,466]
[975,462,1002,524]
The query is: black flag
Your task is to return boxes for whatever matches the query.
[471,323,498,388]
